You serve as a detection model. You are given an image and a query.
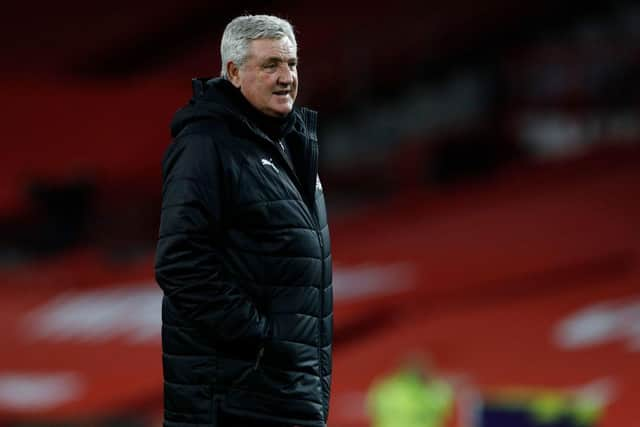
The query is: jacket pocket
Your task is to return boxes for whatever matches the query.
[230,346,264,388]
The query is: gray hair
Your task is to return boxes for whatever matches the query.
[220,15,297,78]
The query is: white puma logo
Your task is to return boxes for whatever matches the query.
[261,158,279,173]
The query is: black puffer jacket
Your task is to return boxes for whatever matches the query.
[155,78,332,427]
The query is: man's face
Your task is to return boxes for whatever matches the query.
[229,37,298,117]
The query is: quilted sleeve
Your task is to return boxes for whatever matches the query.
[155,133,270,344]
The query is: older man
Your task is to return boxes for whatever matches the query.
[155,14,333,427]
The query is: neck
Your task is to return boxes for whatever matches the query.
[222,81,294,141]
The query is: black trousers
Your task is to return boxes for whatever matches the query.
[217,410,299,427]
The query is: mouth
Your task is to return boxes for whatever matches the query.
[273,90,291,96]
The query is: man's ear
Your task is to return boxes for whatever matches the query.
[227,62,241,88]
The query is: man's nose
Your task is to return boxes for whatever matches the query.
[278,64,294,85]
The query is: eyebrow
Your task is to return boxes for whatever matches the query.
[263,56,298,63]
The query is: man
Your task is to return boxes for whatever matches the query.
[367,355,454,427]
[155,15,332,427]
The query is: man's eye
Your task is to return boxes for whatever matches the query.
[264,63,277,69]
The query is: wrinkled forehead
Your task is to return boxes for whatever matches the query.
[247,37,297,61]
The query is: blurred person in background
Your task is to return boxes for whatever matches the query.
[367,353,454,427]
[154,14,332,427]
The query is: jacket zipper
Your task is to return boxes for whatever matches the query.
[243,109,328,420]
[303,110,328,421]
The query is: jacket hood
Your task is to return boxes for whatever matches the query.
[170,77,241,138]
